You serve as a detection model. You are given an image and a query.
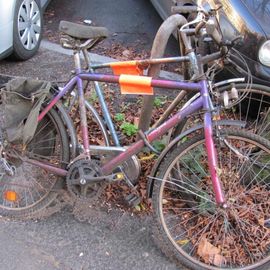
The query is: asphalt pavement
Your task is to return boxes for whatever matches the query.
[0,207,180,270]
[0,1,185,269]
[44,0,178,54]
[0,40,184,270]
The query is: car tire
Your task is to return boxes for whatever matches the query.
[12,0,43,60]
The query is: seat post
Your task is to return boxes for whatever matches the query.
[74,50,82,74]
[82,49,91,70]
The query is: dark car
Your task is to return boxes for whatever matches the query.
[151,0,270,86]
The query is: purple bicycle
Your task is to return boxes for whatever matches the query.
[0,3,269,270]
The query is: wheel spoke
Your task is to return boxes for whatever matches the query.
[30,27,37,45]
[20,28,29,44]
[18,22,28,31]
[25,0,31,20]
[26,28,32,49]
[153,130,270,269]
[33,24,41,34]
[19,7,28,21]
[0,109,68,216]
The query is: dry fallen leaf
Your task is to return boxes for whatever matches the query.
[258,217,265,226]
[122,49,131,58]
[197,235,226,267]
[133,117,140,127]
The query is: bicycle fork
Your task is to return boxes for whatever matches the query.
[201,80,226,207]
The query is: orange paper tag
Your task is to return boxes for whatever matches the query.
[119,74,153,95]
[110,61,143,76]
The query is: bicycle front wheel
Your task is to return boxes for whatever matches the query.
[219,83,270,138]
[171,83,270,140]
[152,129,270,270]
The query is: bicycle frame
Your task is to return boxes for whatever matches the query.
[34,65,226,205]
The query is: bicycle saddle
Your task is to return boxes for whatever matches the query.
[59,20,109,40]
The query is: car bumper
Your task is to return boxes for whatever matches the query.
[227,53,270,86]
[0,46,13,60]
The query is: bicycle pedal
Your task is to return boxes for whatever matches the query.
[124,193,141,207]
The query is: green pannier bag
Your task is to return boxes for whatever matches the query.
[0,78,51,144]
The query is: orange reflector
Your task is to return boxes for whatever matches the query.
[119,74,153,95]
[111,61,143,76]
[4,190,18,202]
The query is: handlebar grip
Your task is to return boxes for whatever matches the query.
[171,5,199,14]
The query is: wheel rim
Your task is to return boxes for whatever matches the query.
[17,0,41,50]
[158,134,270,269]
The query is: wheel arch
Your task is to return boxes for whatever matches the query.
[12,0,43,60]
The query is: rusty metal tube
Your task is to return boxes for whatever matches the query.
[138,14,189,133]
[152,90,187,128]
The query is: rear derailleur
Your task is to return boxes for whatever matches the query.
[0,143,16,177]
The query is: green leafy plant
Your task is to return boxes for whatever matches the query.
[181,145,207,178]
[88,91,98,103]
[154,96,167,108]
[181,136,188,143]
[152,140,166,152]
[114,113,125,122]
[120,122,138,136]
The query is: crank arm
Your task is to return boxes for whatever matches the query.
[70,173,120,185]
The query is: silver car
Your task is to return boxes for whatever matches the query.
[0,0,50,60]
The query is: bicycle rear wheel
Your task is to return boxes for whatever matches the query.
[152,129,270,270]
[0,107,69,218]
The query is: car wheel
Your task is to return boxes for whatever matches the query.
[12,0,43,60]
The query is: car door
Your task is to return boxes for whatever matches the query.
[150,0,176,20]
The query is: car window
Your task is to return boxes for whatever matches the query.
[243,0,270,24]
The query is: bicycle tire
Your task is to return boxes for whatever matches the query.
[0,107,70,218]
[171,83,270,140]
[152,129,270,270]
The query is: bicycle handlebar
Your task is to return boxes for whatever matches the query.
[171,6,200,14]
[172,4,224,48]
[171,2,222,16]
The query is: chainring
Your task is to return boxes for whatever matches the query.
[66,159,106,203]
